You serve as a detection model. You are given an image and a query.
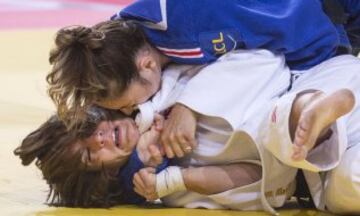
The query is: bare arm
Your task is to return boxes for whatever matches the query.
[133,163,262,200]
[182,163,261,195]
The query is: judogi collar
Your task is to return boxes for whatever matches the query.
[113,0,168,30]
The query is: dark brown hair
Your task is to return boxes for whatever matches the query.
[47,19,148,128]
[14,107,129,207]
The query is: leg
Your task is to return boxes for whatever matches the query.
[324,143,360,214]
[289,89,355,161]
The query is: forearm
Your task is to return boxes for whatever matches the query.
[181,163,262,195]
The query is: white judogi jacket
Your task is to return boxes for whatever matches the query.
[135,65,204,133]
[138,50,347,215]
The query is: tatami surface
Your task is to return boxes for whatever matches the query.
[0,1,335,215]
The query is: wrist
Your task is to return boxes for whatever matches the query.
[174,103,198,119]
[156,166,187,198]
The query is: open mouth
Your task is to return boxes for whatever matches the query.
[114,127,120,147]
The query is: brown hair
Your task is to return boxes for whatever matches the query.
[47,19,148,128]
[14,107,129,207]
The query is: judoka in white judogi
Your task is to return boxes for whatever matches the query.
[135,50,360,215]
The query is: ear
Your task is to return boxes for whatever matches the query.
[135,47,158,74]
[137,55,157,73]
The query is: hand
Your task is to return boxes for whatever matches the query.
[160,103,197,158]
[137,114,165,167]
[133,167,158,201]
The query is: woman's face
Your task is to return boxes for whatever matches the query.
[76,117,140,170]
[96,76,160,115]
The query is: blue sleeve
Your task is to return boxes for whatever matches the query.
[189,0,338,70]
[337,0,360,16]
[338,0,360,48]
[117,150,169,204]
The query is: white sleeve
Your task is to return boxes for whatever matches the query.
[176,49,291,130]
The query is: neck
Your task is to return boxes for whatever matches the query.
[154,48,171,68]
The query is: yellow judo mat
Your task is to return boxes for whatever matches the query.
[0,29,337,216]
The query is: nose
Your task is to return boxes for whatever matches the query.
[94,130,112,149]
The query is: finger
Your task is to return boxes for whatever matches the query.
[134,186,146,197]
[171,140,185,158]
[138,168,154,188]
[173,130,194,157]
[145,187,156,198]
[133,173,146,189]
[144,166,156,174]
[139,172,156,197]
[161,132,175,158]
[158,144,166,156]
[133,181,146,198]
[147,193,158,201]
[184,133,198,149]
[164,144,175,158]
[148,143,161,154]
[134,183,152,200]
[148,131,162,150]
[177,135,193,154]
[148,145,163,166]
[173,127,197,152]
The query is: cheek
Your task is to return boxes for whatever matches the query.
[127,123,140,145]
[99,152,125,168]
[154,75,161,91]
[146,81,160,99]
[146,73,161,94]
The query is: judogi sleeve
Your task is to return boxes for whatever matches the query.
[339,0,360,49]
[176,49,291,132]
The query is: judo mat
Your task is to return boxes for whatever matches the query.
[0,0,335,215]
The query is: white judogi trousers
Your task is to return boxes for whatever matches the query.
[266,54,360,214]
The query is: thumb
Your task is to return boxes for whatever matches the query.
[145,166,156,174]
[148,144,163,165]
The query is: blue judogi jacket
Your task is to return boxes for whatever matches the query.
[118,150,169,204]
[112,0,339,70]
